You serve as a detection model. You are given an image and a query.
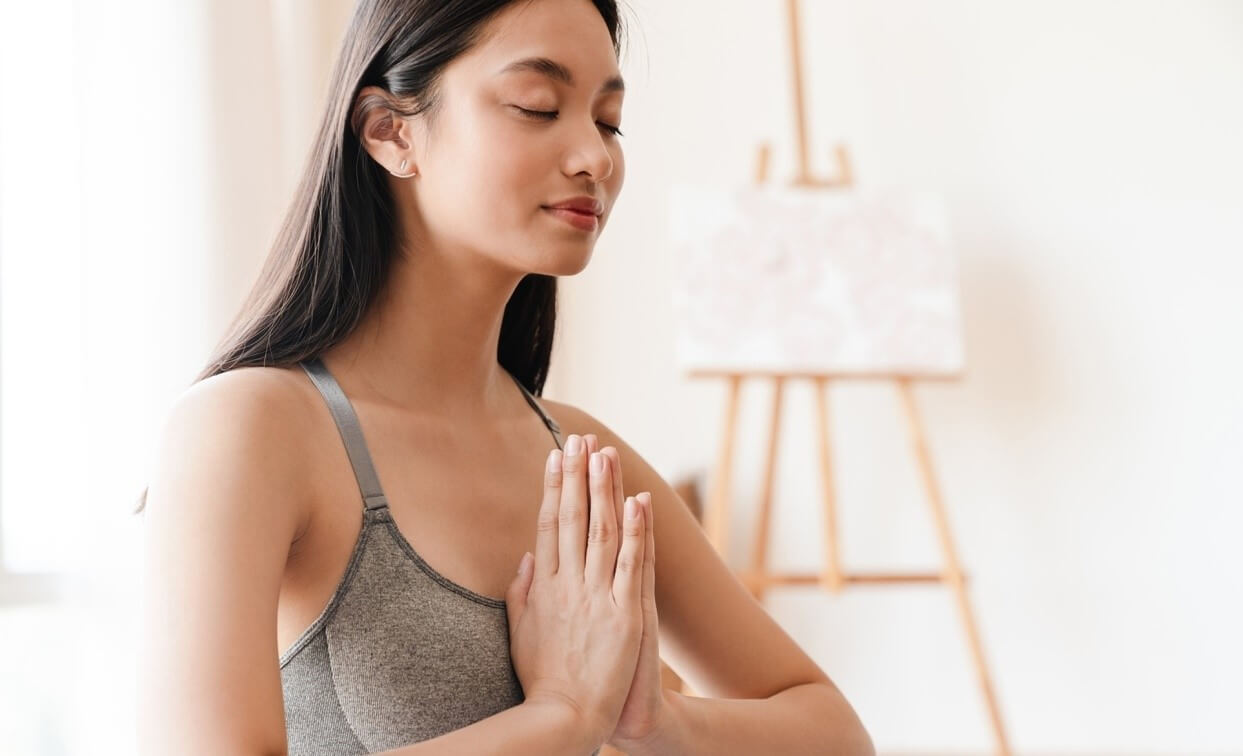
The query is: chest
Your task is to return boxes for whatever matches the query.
[277,407,559,658]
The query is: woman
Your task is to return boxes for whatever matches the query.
[137,0,875,753]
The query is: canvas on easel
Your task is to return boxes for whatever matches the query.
[669,184,964,376]
[662,1,1013,753]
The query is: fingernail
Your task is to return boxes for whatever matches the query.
[589,452,603,475]
[565,434,582,456]
[638,492,651,508]
[625,497,638,520]
[517,551,532,575]
[547,448,562,473]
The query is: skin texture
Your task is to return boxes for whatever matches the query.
[504,435,650,745]
[138,0,874,753]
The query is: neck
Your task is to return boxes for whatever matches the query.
[320,241,528,419]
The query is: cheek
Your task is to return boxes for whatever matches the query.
[464,114,545,213]
[424,122,543,240]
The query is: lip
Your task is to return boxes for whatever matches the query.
[543,206,599,232]
[543,196,603,216]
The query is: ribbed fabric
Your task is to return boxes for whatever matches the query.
[280,357,596,754]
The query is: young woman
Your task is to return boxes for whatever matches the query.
[136,0,874,753]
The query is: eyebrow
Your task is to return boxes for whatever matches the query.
[498,56,625,95]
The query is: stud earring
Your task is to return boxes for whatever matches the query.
[392,158,417,178]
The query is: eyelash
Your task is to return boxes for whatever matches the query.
[516,107,624,137]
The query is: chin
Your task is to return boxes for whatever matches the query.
[547,249,594,277]
[521,235,596,277]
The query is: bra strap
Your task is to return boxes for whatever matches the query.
[506,370,564,450]
[299,357,389,511]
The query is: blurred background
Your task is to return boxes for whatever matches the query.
[1,0,1240,754]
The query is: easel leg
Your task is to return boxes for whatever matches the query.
[896,378,1013,756]
[812,377,844,592]
[749,377,786,603]
[706,375,743,561]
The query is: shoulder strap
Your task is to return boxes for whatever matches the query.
[299,357,389,512]
[505,370,564,450]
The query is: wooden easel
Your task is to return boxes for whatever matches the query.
[692,2,1014,753]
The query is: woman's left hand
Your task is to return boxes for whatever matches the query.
[585,437,667,749]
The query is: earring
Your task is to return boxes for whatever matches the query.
[392,158,417,178]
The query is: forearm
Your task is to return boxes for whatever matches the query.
[623,683,875,756]
[374,699,601,756]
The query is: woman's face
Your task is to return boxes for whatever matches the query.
[393,0,626,277]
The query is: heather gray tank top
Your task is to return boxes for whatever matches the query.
[280,356,593,754]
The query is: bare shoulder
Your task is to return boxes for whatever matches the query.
[147,364,318,542]
[178,363,314,419]
[535,397,594,435]
[528,395,680,514]
[138,364,318,752]
[537,398,632,458]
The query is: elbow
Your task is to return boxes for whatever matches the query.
[849,727,877,756]
[804,681,875,756]
[828,709,875,756]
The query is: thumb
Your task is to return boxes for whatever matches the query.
[506,551,534,631]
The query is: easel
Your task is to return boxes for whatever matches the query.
[692,2,1013,753]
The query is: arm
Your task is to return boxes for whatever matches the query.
[372,699,600,755]
[138,370,605,756]
[544,401,875,756]
[138,369,314,754]
[625,684,873,756]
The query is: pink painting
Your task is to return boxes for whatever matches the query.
[668,185,964,376]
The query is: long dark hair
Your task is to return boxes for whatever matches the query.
[133,0,628,514]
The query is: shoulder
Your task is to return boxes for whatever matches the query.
[161,365,318,461]
[537,397,663,498]
[536,397,596,435]
[176,363,314,419]
[146,365,318,542]
[138,364,316,751]
[537,398,624,451]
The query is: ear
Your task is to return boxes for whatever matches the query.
[353,85,422,177]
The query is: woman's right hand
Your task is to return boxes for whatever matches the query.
[505,432,648,746]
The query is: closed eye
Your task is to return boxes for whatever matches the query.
[514,106,624,137]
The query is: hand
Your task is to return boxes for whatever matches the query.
[504,433,649,747]
[584,438,666,749]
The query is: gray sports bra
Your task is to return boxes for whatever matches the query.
[280,356,592,754]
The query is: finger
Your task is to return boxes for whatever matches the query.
[602,447,625,543]
[584,450,618,586]
[612,496,645,605]
[639,492,657,614]
[506,551,534,633]
[558,434,588,576]
[583,434,602,540]
[534,448,563,579]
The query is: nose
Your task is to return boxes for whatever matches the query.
[561,117,615,184]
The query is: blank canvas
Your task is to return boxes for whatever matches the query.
[668,184,964,376]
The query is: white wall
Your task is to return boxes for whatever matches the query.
[0,2,358,753]
[547,1,1243,752]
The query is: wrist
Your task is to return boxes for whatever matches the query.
[612,689,688,756]
[521,695,607,753]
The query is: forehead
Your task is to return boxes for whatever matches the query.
[455,0,623,92]
[497,55,624,95]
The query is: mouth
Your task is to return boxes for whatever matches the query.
[541,206,597,217]
[542,206,600,231]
